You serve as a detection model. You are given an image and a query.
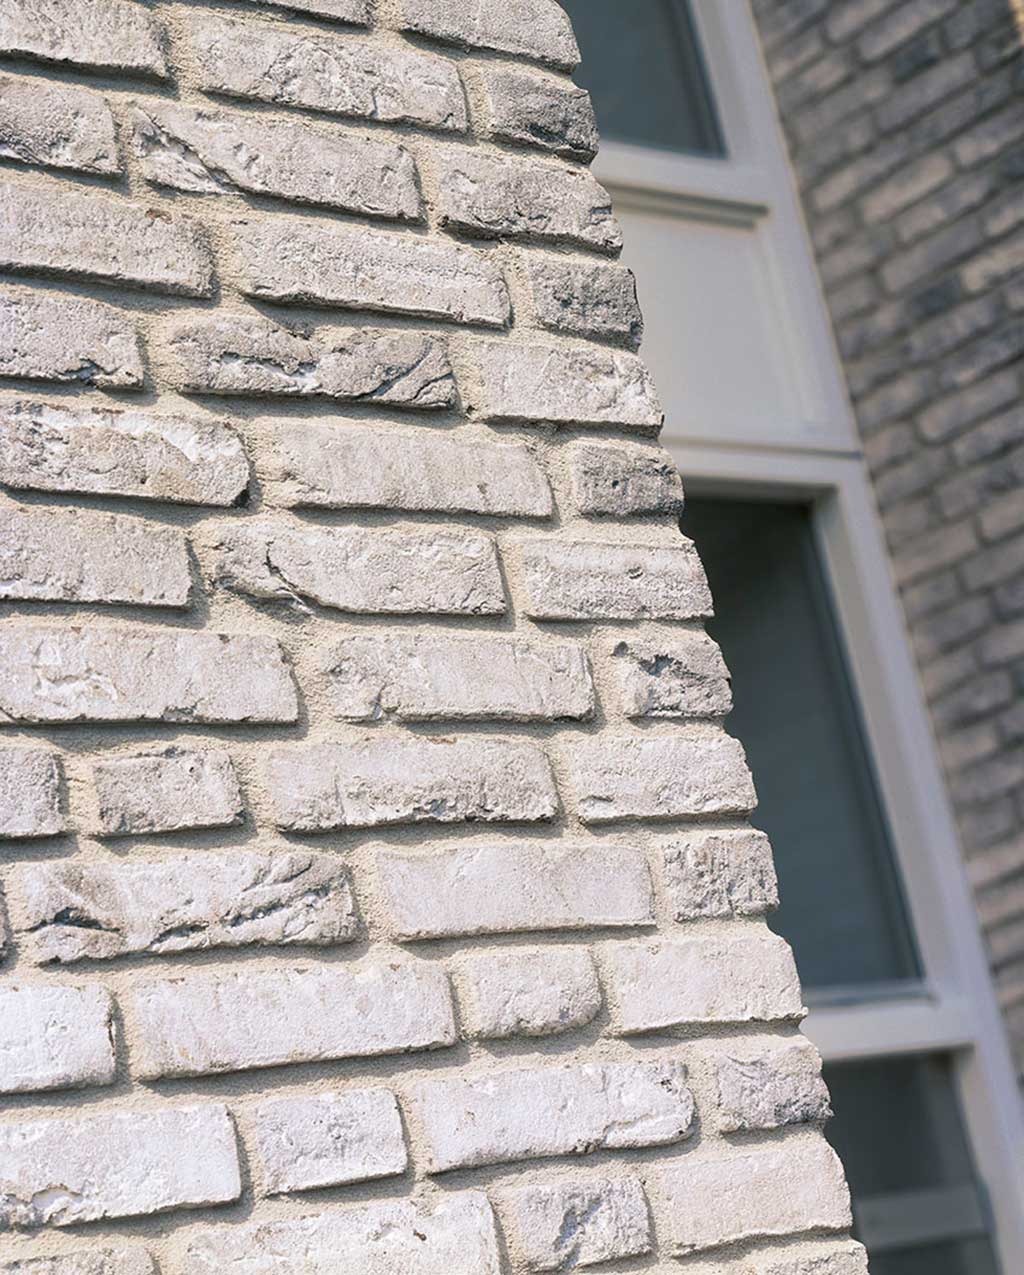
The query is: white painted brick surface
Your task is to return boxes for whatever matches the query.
[0,287,143,387]
[92,748,242,836]
[0,984,114,1094]
[255,0,368,20]
[712,1041,831,1133]
[528,257,642,343]
[480,66,598,159]
[663,829,780,919]
[0,74,119,174]
[455,948,601,1039]
[610,633,733,717]
[0,746,62,839]
[0,1250,156,1275]
[0,0,167,76]
[499,1177,651,1270]
[567,442,684,515]
[397,0,579,69]
[747,1240,870,1275]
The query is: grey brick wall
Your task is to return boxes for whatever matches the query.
[752,0,1024,1080]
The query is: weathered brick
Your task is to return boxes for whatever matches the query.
[0,183,212,297]
[192,13,467,133]
[479,65,598,159]
[232,215,509,326]
[397,0,579,69]
[0,401,249,506]
[132,102,421,222]
[254,0,368,17]
[527,256,643,344]
[0,506,189,607]
[411,1060,693,1172]
[378,842,653,939]
[609,633,732,717]
[276,421,550,517]
[0,628,298,724]
[0,287,143,388]
[0,0,167,76]
[499,1177,651,1271]
[438,153,620,252]
[166,313,454,409]
[252,1089,407,1196]
[517,539,710,620]
[10,850,357,965]
[124,960,455,1079]
[0,74,119,175]
[747,1241,870,1275]
[0,984,114,1095]
[662,829,780,920]
[92,748,242,837]
[470,339,662,430]
[323,633,593,721]
[213,522,504,616]
[0,1105,240,1229]
[566,442,684,515]
[567,731,756,823]
[0,1250,156,1275]
[712,1041,831,1133]
[0,746,62,839]
[455,948,601,1039]
[267,738,556,831]
[603,932,803,1032]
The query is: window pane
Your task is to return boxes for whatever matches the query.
[559,0,726,157]
[680,498,920,993]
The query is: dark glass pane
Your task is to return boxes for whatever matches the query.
[559,0,726,156]
[680,498,920,992]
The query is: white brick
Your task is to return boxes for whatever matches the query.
[746,1240,870,1275]
[0,1249,155,1275]
[0,506,189,607]
[0,985,114,1095]
[712,1042,831,1133]
[0,0,167,76]
[411,1060,694,1172]
[379,842,653,939]
[663,829,780,920]
[567,442,684,515]
[253,0,368,18]
[0,627,297,724]
[10,850,358,964]
[480,65,598,159]
[517,539,710,620]
[528,257,642,343]
[567,731,756,823]
[657,1140,851,1255]
[0,74,119,175]
[499,1177,651,1271]
[0,746,62,839]
[233,216,509,327]
[397,0,580,69]
[609,633,733,717]
[0,287,143,388]
[181,1193,501,1275]
[192,13,467,133]
[268,738,557,831]
[603,932,804,1033]
[133,103,421,222]
[456,948,601,1039]
[124,960,455,1079]
[92,748,242,836]
[277,421,551,517]
[324,633,593,721]
[252,1089,407,1196]
[0,401,249,506]
[0,1105,240,1229]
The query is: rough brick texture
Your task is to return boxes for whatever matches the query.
[0,1,853,1269]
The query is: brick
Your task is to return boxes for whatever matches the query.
[276,421,551,517]
[527,256,642,344]
[0,1105,239,1229]
[499,1177,650,1271]
[323,633,594,721]
[861,153,953,222]
[663,829,780,920]
[711,1042,831,1132]
[603,932,803,1033]
[378,842,653,940]
[0,287,143,388]
[253,0,367,17]
[0,985,114,1095]
[0,506,189,607]
[182,1193,501,1275]
[213,522,504,616]
[92,748,242,837]
[192,13,467,133]
[567,731,756,823]
[517,539,710,620]
[480,65,598,159]
[455,948,601,1040]
[0,400,249,506]
[397,0,579,69]
[609,633,732,717]
[858,0,958,61]
[470,339,661,430]
[411,1060,693,1172]
[132,102,421,222]
[0,1251,155,1275]
[0,627,298,724]
[657,1139,851,1255]
[747,1241,870,1275]
[0,746,62,839]
[438,153,620,252]
[0,0,166,76]
[252,1089,407,1196]
[566,442,684,515]
[124,960,455,1079]
[0,74,119,175]
[0,183,212,297]
[232,215,509,326]
[10,850,357,965]
[267,737,557,831]
[166,312,454,409]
